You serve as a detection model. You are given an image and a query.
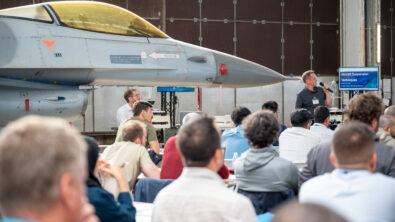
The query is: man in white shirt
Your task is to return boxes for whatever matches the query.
[152,116,257,222]
[299,122,395,222]
[310,106,334,142]
[116,89,141,125]
[279,109,320,165]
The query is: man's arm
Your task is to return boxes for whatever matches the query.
[141,162,160,179]
[322,84,332,107]
[149,140,160,154]
[295,93,303,109]
[387,149,395,177]
[298,147,317,188]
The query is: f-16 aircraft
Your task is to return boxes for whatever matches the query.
[0,1,285,126]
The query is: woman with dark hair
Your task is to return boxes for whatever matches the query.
[234,111,299,191]
[84,136,136,222]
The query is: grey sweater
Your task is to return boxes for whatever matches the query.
[234,148,299,192]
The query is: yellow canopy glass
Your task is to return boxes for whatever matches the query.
[49,1,168,38]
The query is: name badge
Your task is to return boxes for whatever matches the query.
[312,99,319,105]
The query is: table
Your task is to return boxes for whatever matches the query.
[134,202,154,222]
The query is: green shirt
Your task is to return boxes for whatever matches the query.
[115,117,158,147]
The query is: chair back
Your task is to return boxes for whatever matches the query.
[134,178,174,203]
[237,189,295,214]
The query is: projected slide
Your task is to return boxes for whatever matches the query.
[339,67,379,91]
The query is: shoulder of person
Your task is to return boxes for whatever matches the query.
[375,142,395,154]
[297,88,308,94]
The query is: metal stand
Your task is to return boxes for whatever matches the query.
[349,90,363,99]
[160,91,177,128]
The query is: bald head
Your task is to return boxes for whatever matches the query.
[384,105,395,118]
[122,120,146,143]
[182,112,200,125]
[272,201,346,222]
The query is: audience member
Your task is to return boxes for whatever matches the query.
[235,111,298,193]
[0,116,98,222]
[221,107,251,159]
[117,89,141,125]
[84,136,136,222]
[279,109,320,165]
[161,112,229,179]
[377,115,395,149]
[115,101,160,154]
[102,120,160,189]
[299,122,395,221]
[384,104,395,116]
[271,201,346,222]
[262,100,287,146]
[310,106,334,142]
[299,92,395,186]
[152,116,256,222]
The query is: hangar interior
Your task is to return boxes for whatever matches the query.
[0,0,393,143]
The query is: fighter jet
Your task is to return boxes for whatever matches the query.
[0,1,285,126]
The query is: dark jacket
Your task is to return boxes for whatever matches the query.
[87,186,136,222]
[298,139,395,187]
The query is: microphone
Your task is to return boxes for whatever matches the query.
[320,82,333,93]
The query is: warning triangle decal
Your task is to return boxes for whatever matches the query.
[42,39,55,51]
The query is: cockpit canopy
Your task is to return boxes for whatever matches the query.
[0,1,169,38]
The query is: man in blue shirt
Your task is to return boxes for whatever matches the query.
[221,107,251,159]
[310,106,334,143]
[300,122,395,221]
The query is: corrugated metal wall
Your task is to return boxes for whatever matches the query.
[0,0,339,75]
[382,0,394,77]
[0,0,342,131]
[163,0,340,76]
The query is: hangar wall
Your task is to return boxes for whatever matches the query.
[70,76,335,132]
[3,1,393,132]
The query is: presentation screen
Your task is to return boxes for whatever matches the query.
[338,67,379,91]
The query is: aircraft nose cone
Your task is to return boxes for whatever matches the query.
[211,51,285,87]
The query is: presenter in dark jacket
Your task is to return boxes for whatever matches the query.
[84,136,136,222]
[295,70,332,116]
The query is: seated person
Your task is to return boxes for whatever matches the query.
[101,120,160,189]
[84,136,136,222]
[221,107,251,159]
[310,106,334,142]
[298,92,395,187]
[153,115,256,222]
[0,116,97,222]
[116,88,141,126]
[234,111,298,193]
[262,100,287,146]
[279,109,320,165]
[377,114,395,149]
[271,201,346,222]
[115,101,160,154]
[299,122,395,221]
[161,112,229,179]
